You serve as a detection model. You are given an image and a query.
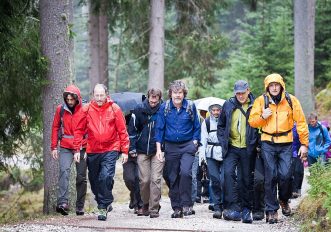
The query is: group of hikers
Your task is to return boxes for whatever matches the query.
[50,73,331,224]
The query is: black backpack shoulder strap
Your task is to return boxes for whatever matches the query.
[186,99,194,121]
[319,123,325,144]
[164,99,171,117]
[285,92,293,110]
[58,104,65,140]
[263,93,269,109]
[205,117,211,134]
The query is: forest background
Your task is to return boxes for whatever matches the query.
[0,0,331,227]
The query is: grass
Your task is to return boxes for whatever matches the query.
[297,162,331,231]
[0,159,170,224]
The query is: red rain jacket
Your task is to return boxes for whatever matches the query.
[51,85,87,150]
[73,98,129,154]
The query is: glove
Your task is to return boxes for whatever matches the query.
[129,149,137,157]
[262,107,272,119]
[199,152,206,166]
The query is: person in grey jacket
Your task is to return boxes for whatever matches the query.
[198,103,223,219]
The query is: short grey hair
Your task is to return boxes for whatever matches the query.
[308,112,318,120]
[168,80,188,98]
[93,83,108,95]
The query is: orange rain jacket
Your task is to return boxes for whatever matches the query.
[248,73,309,146]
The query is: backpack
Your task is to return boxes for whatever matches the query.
[164,99,195,121]
[263,91,293,110]
[205,117,217,134]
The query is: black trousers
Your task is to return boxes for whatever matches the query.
[261,142,293,212]
[123,155,143,209]
[292,156,304,193]
[164,141,196,210]
[253,154,265,213]
[223,146,253,212]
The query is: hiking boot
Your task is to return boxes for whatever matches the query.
[97,208,107,221]
[183,206,193,216]
[76,207,84,216]
[150,212,159,218]
[279,200,291,216]
[223,209,241,221]
[213,210,222,219]
[241,208,253,224]
[208,205,215,211]
[136,207,144,216]
[268,211,278,224]
[202,196,210,204]
[171,209,183,218]
[56,203,69,216]
[252,211,265,221]
[291,192,301,199]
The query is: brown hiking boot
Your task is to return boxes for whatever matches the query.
[268,211,278,224]
[137,204,149,216]
[279,200,291,216]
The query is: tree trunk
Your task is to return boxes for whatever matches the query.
[148,0,165,91]
[88,0,108,95]
[40,0,74,214]
[294,0,315,116]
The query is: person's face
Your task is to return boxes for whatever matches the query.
[200,110,207,119]
[309,118,318,127]
[65,95,76,108]
[211,107,221,118]
[268,82,281,96]
[171,89,184,106]
[235,89,250,104]
[93,87,107,106]
[148,95,160,108]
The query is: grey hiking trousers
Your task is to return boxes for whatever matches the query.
[57,147,87,210]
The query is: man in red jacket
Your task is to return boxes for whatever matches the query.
[73,83,129,221]
[51,85,87,216]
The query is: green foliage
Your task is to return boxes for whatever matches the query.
[297,162,331,231]
[315,0,331,89]
[218,0,294,98]
[0,0,46,184]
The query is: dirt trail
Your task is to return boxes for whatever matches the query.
[1,170,309,232]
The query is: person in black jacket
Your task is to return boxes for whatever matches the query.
[217,80,259,223]
[128,88,164,218]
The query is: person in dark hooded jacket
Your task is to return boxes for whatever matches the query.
[128,88,164,218]
[51,85,87,216]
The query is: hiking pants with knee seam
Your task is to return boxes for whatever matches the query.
[261,142,293,212]
[87,151,118,209]
[57,147,87,209]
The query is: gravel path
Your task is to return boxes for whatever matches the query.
[0,171,309,232]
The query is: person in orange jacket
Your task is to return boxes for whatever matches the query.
[249,73,308,224]
[73,84,129,221]
[51,85,87,216]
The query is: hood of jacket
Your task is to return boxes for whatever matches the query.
[208,103,222,122]
[63,85,82,107]
[264,73,286,101]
